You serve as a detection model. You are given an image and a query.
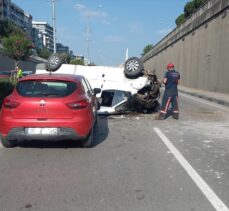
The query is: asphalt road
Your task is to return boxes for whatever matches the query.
[0,93,229,211]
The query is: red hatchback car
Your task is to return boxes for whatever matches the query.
[0,73,101,148]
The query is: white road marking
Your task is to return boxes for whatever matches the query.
[154,127,229,211]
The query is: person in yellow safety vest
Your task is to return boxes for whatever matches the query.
[16,66,23,80]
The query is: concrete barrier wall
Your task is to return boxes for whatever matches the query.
[142,0,229,94]
[0,51,46,72]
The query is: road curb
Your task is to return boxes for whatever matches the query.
[179,89,229,107]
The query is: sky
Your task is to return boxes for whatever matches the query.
[13,0,189,66]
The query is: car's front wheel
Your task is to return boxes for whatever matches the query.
[0,136,17,148]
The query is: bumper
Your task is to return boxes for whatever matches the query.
[0,115,93,137]
[2,127,86,142]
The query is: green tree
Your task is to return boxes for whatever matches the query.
[184,1,195,17]
[175,13,186,26]
[0,20,25,40]
[37,48,52,59]
[175,0,207,27]
[2,35,34,68]
[141,44,153,56]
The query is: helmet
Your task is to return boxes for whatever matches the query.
[167,63,174,69]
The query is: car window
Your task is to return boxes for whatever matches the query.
[112,90,127,106]
[81,78,92,96]
[84,78,93,93]
[101,90,130,107]
[101,91,114,106]
[16,80,77,97]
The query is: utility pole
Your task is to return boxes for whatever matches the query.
[84,5,102,65]
[52,0,56,53]
[86,26,90,65]
[85,12,90,65]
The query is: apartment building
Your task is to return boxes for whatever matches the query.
[56,43,69,54]
[32,21,54,53]
[1,1,73,56]
[0,0,32,38]
[0,0,10,20]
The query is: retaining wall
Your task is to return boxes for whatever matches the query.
[0,51,46,72]
[142,0,229,94]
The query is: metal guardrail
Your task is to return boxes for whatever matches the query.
[142,0,229,62]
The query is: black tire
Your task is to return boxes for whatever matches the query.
[45,53,63,72]
[0,136,17,148]
[124,57,144,78]
[81,127,94,148]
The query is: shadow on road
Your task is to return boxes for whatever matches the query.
[92,115,109,147]
[17,116,109,149]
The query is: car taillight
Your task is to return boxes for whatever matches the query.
[66,100,89,109]
[3,98,20,108]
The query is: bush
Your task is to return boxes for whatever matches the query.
[175,0,207,26]
[175,14,186,26]
[184,1,195,17]
[0,80,15,108]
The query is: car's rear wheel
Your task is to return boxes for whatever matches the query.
[0,136,17,148]
[124,57,144,78]
[81,127,94,148]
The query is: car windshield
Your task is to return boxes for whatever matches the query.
[112,90,128,106]
[101,90,130,107]
[16,80,77,97]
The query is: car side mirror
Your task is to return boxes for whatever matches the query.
[93,88,101,95]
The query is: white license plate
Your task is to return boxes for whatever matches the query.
[26,128,58,135]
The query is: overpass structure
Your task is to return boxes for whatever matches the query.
[142,0,229,95]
